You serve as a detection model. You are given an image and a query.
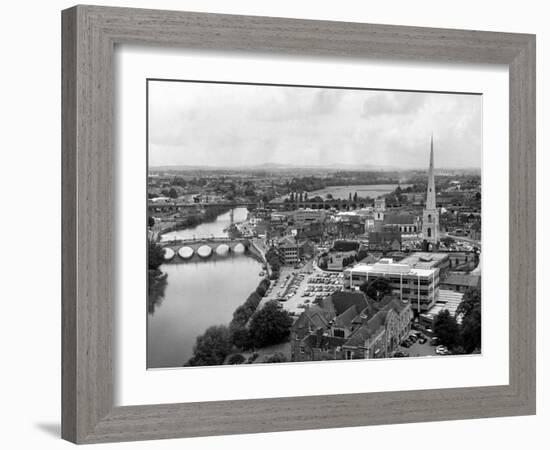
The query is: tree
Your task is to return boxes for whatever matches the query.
[304,192,308,201]
[249,301,293,348]
[353,192,358,202]
[456,287,481,318]
[326,193,333,200]
[255,279,270,297]
[457,287,482,353]
[186,325,232,366]
[148,240,165,270]
[168,187,178,199]
[229,324,253,350]
[433,310,460,348]
[360,278,392,302]
[460,307,481,353]
[227,353,246,365]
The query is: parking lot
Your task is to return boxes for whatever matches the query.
[260,263,344,315]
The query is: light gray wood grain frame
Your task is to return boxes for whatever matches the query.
[62,4,536,444]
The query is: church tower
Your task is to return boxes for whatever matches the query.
[422,135,439,246]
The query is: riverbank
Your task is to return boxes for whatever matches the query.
[155,204,233,239]
[184,277,271,366]
[148,206,268,368]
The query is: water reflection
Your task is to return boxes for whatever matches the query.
[148,272,167,315]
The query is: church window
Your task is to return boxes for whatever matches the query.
[427,228,432,238]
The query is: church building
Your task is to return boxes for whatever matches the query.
[422,135,440,247]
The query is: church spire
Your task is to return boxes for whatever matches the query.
[430,134,434,171]
[426,134,436,211]
[422,133,440,247]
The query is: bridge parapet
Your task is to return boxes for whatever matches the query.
[160,237,250,247]
[160,237,251,256]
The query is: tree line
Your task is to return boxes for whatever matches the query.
[185,279,293,366]
[433,286,481,353]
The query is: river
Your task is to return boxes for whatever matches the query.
[148,207,263,368]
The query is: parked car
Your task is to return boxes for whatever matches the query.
[393,351,410,358]
[436,345,449,355]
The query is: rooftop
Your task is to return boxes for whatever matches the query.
[441,273,481,288]
[383,213,418,224]
[420,289,465,323]
[399,252,449,269]
[346,261,437,277]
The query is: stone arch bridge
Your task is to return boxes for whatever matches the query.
[159,237,252,260]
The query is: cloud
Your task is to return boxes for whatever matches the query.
[361,91,426,117]
[148,80,481,169]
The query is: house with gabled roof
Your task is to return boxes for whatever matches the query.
[291,290,412,362]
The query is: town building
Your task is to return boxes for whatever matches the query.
[296,222,324,241]
[374,197,386,213]
[422,135,440,247]
[292,208,326,225]
[343,257,440,313]
[291,291,412,362]
[382,212,420,233]
[447,251,479,271]
[277,236,300,265]
[368,231,402,251]
[326,251,357,271]
[419,289,465,328]
[440,272,481,293]
[399,252,450,273]
[403,192,425,205]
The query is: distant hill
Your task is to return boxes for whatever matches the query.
[149,163,480,174]
[149,162,402,172]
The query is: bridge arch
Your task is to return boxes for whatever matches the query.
[197,245,213,258]
[163,248,175,261]
[233,243,246,253]
[216,244,230,255]
[178,246,194,259]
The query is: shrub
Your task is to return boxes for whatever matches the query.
[263,352,288,363]
[227,353,246,365]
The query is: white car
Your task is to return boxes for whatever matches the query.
[435,345,449,355]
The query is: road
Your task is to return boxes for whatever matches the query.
[441,232,481,248]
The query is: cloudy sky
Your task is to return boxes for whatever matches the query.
[148,80,481,169]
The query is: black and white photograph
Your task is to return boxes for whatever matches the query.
[147,80,482,369]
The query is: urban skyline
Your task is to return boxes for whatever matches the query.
[147,80,482,369]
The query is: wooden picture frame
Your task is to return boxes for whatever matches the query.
[61,5,536,444]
